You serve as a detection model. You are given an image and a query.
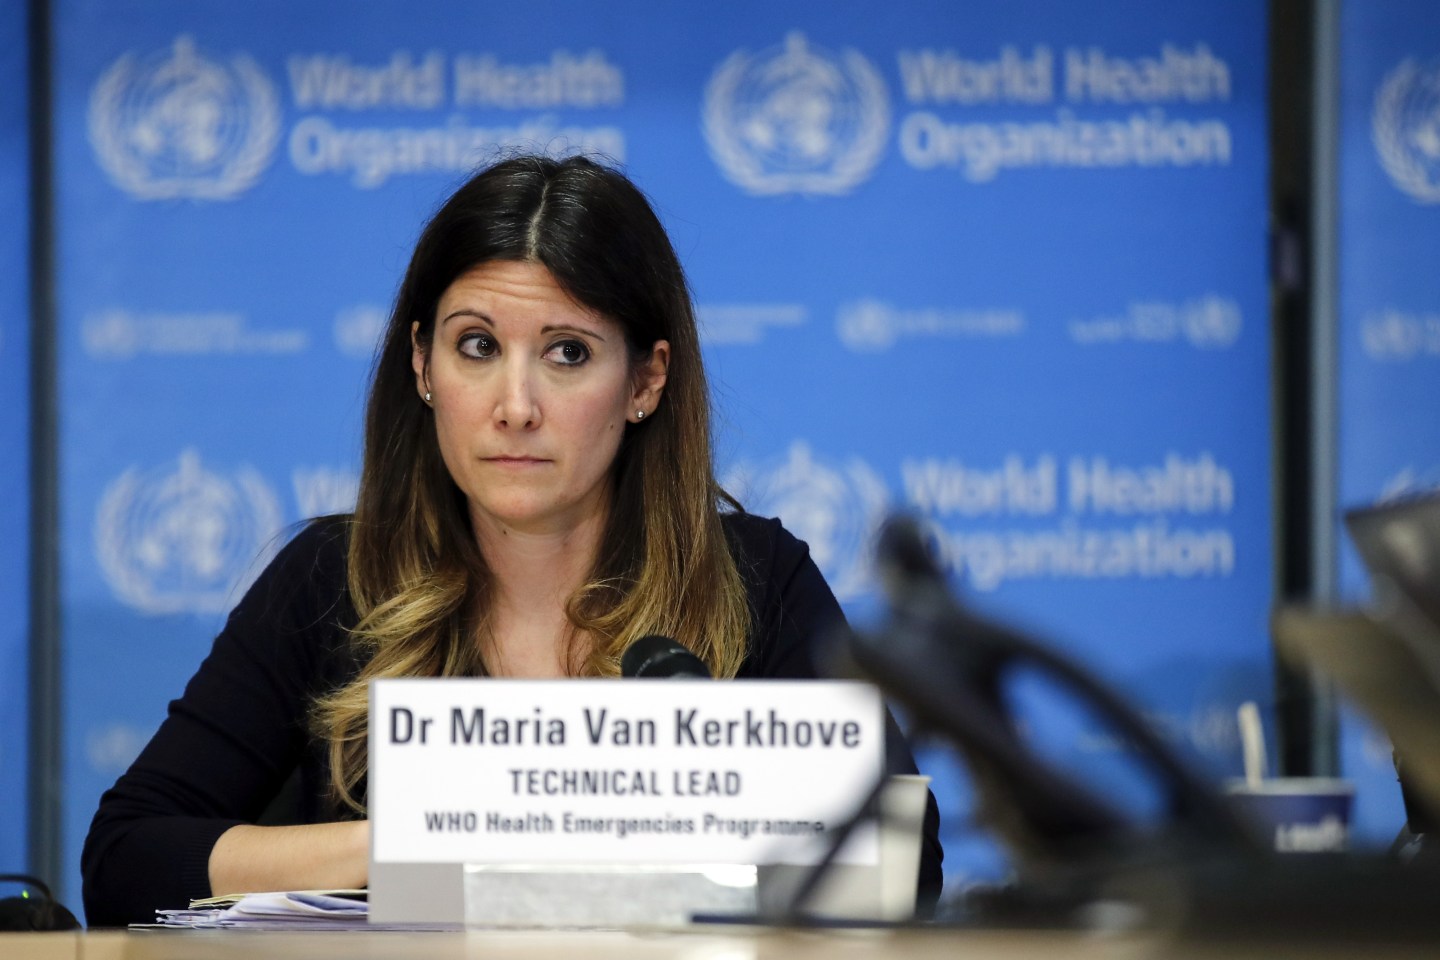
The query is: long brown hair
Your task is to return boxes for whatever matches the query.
[313,156,750,812]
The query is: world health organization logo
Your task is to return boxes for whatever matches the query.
[703,32,890,196]
[94,450,283,615]
[836,299,898,352]
[1182,295,1243,349]
[86,723,148,775]
[88,36,280,201]
[724,442,889,600]
[1373,58,1440,204]
[1362,309,1424,361]
[333,304,389,359]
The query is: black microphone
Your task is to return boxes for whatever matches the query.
[621,634,711,678]
[875,515,947,597]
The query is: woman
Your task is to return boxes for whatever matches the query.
[81,155,941,926]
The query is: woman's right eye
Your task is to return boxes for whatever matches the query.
[458,332,497,359]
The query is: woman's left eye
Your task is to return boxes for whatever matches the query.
[545,340,590,366]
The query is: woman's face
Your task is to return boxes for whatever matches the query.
[414,260,668,538]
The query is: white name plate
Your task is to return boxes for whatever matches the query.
[370,679,883,866]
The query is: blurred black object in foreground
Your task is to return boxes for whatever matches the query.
[1339,493,1440,845]
[831,515,1440,941]
[0,875,80,931]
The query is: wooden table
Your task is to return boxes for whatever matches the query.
[3,927,1435,960]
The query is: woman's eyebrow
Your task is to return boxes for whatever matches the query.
[541,323,606,341]
[439,309,494,328]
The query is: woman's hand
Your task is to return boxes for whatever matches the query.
[208,820,369,896]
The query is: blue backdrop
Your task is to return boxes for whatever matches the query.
[53,0,1271,908]
[0,0,31,877]
[1336,0,1440,841]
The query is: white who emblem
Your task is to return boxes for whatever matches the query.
[85,723,148,774]
[836,299,898,352]
[88,36,280,201]
[1373,58,1440,204]
[725,442,889,601]
[94,449,284,615]
[1182,295,1243,349]
[333,304,389,359]
[1361,309,1423,361]
[703,32,890,196]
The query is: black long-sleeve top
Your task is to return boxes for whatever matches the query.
[81,512,942,926]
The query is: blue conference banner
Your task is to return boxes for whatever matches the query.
[1336,0,1440,842]
[0,0,30,877]
[54,0,1269,907]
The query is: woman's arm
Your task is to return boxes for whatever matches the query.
[209,820,369,896]
[82,520,356,926]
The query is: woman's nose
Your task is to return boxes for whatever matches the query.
[493,360,540,429]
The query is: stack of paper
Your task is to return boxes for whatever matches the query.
[152,891,374,931]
